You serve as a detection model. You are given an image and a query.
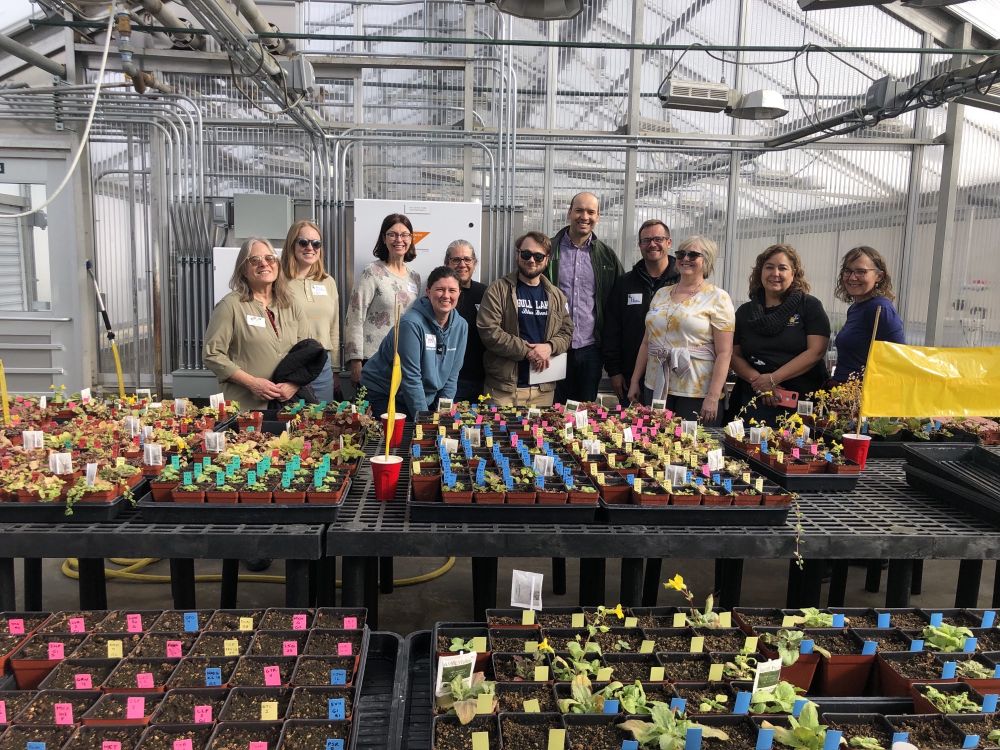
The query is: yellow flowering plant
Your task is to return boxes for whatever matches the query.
[663,574,723,629]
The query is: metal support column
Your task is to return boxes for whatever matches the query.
[462,8,475,205]
[721,0,749,294]
[885,560,914,607]
[955,560,982,608]
[285,560,311,607]
[0,559,15,610]
[620,558,644,606]
[169,559,197,609]
[220,559,239,608]
[541,23,557,232]
[579,559,606,606]
[619,0,644,253]
[642,558,662,606]
[472,557,498,621]
[78,558,107,609]
[24,559,42,610]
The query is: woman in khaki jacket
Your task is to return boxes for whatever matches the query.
[204,237,309,410]
[280,220,340,403]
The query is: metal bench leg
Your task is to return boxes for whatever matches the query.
[620,559,644,607]
[316,557,336,606]
[955,560,983,607]
[717,559,744,609]
[864,560,882,593]
[170,559,197,609]
[885,560,914,607]
[78,558,107,609]
[911,560,924,595]
[0,558,15,610]
[220,559,239,608]
[827,562,849,607]
[472,557,498,621]
[786,559,803,608]
[552,558,566,596]
[380,557,394,594]
[579,558,606,606]
[364,557,380,630]
[641,559,662,606]
[994,561,1000,609]
[285,560,311,607]
[799,559,825,607]
[23,558,42,610]
[341,557,366,607]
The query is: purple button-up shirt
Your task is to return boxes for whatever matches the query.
[558,232,596,349]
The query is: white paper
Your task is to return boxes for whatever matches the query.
[665,464,687,487]
[681,420,698,436]
[623,427,634,444]
[797,400,814,416]
[85,462,98,486]
[532,454,554,477]
[707,448,724,472]
[650,398,667,412]
[143,443,163,467]
[574,410,589,430]
[461,427,481,447]
[136,388,152,400]
[528,352,568,385]
[437,398,453,412]
[751,657,783,694]
[725,420,745,440]
[564,399,580,414]
[749,427,763,444]
[441,437,459,455]
[209,393,224,408]
[434,652,477,698]
[511,569,543,611]
[582,439,602,455]
[205,432,226,453]
[80,387,92,403]
[39,396,46,410]
[49,452,74,475]
[22,430,43,450]
[174,399,187,416]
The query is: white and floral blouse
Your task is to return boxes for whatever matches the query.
[344,260,422,362]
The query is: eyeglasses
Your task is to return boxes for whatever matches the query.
[639,236,670,246]
[448,256,476,265]
[675,250,703,261]
[519,250,548,263]
[296,238,322,250]
[842,268,876,279]
[385,231,412,241]
[245,255,279,268]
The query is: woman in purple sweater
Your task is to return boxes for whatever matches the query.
[832,245,905,383]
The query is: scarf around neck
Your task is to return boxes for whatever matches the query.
[745,289,804,337]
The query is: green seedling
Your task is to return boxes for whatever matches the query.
[764,701,827,750]
[920,685,981,713]
[604,680,652,715]
[955,659,994,679]
[618,702,729,749]
[749,681,807,715]
[557,673,606,714]
[922,623,975,653]
[436,671,496,725]
[781,608,840,628]
[696,694,729,713]
[448,637,477,653]
[849,738,886,750]
[551,640,603,681]
[722,653,757,681]
[762,630,830,667]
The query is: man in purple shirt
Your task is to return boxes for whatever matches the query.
[547,192,624,403]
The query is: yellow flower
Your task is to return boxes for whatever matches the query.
[537,637,554,653]
[478,393,492,403]
[664,574,685,592]
[611,603,625,620]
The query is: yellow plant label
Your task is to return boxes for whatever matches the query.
[415,425,423,440]
[472,731,490,750]
[718,612,732,628]
[742,472,751,484]
[107,640,123,658]
[485,436,493,448]
[781,615,796,627]
[640,640,655,654]
[673,613,687,627]
[523,699,540,713]
[571,613,585,628]
[534,666,548,681]
[223,639,240,656]
[633,479,643,494]
[260,702,278,721]
[649,666,666,681]
[709,664,724,682]
[470,637,487,653]
[596,667,613,681]
[597,472,606,485]
[413,461,421,475]
[744,636,759,652]
[755,478,764,492]
[524,641,538,653]
[438,426,446,437]
[776,451,785,464]
[624,617,638,628]
[547,729,566,750]
[607,454,616,467]
[476,693,493,714]
[239,617,254,631]
[590,464,598,476]
[689,636,704,653]
[522,610,535,625]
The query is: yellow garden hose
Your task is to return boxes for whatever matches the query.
[59,556,456,587]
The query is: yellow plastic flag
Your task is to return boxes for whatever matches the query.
[384,304,403,457]
[860,342,1000,417]
[0,360,8,426]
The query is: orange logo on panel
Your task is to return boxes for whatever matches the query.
[411,231,430,246]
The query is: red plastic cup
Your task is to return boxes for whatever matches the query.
[380,412,406,449]
[371,455,403,501]
[841,434,872,470]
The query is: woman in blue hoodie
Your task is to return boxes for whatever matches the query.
[361,266,468,419]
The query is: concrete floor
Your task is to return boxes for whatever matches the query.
[14,556,998,634]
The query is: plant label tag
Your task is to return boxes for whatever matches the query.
[524,641,538,653]
[248,743,267,750]
[624,616,639,628]
[325,742,343,750]
[929,612,944,626]
[650,399,667,413]
[521,610,535,625]
[964,638,978,653]
[237,617,254,631]
[666,465,687,487]
[796,401,814,416]
[209,393,224,408]
[204,668,222,686]
[522,698,541,713]
[68,616,86,633]
[510,569,543,611]
[183,613,199,632]
[165,641,183,658]
[546,729,566,750]
[596,667,614,681]
[962,737,979,750]
[564,400,581,413]
[173,741,193,750]
[982,694,998,712]
[830,613,845,628]
[22,430,44,450]
[708,663,724,682]
[434,651,476,697]
[685,727,702,750]
[260,701,279,721]
[336,642,353,656]
[103,744,121,750]
[741,637,759,653]
[291,614,308,631]
[143,443,163,466]
[872,611,891,628]
[571,613,585,628]
[125,614,143,633]
[7,618,24,635]
[327,698,345,720]
[603,699,620,714]
[733,691,751,715]
[781,615,796,627]
[994,666,1000,679]
[223,639,240,656]
[862,641,877,655]
[26,745,46,750]
[649,666,665,681]
[438,398,454,412]
[0,701,6,724]
[621,743,639,750]
[54,703,73,725]
[800,639,814,655]
[48,641,65,659]
[673,613,687,627]
[126,697,145,719]
[534,666,549,681]
[822,730,842,750]
[941,661,957,679]
[329,669,347,685]
[910,639,924,652]
[751,658,783,694]
[136,672,155,689]
[981,611,997,628]
[706,449,724,472]
[574,410,589,430]
[669,697,686,714]
[891,733,909,746]
[717,611,732,628]
[282,641,298,657]
[792,698,808,717]
[756,728,775,750]
[74,673,92,689]
[79,387,92,403]
[475,693,493,715]
[689,637,704,653]
[263,665,281,686]
[82,462,98,487]
[193,705,212,724]
[472,732,490,750]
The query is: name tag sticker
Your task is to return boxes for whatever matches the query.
[246,315,266,328]
[312,283,328,296]
[425,334,437,350]
[627,293,642,305]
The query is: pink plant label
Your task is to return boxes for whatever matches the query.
[173,740,193,750]
[74,673,92,689]
[103,742,121,750]
[475,415,483,424]
[510,434,518,447]
[291,614,308,631]
[136,672,155,689]
[68,617,86,633]
[342,617,358,630]
[792,448,800,459]
[810,444,819,456]
[249,743,268,750]
[126,614,143,633]
[193,705,212,724]
[165,641,183,658]
[48,642,65,659]
[0,700,7,724]
[263,665,281,686]
[7,619,24,635]
[282,641,298,657]
[701,465,710,478]
[126,697,145,719]
[336,642,352,656]
[54,703,73,725]
[675,426,682,437]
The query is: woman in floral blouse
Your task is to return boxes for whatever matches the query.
[344,213,422,385]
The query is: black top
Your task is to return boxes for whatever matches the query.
[516,281,550,387]
[455,280,487,384]
[733,293,831,396]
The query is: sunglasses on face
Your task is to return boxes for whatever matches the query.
[518,250,548,263]
[675,250,703,261]
[246,255,279,268]
[296,238,322,250]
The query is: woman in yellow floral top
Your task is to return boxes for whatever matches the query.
[344,213,422,385]
[627,236,734,424]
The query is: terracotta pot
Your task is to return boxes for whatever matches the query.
[441,491,473,504]
[170,489,205,504]
[732,494,762,507]
[779,653,820,692]
[762,494,790,506]
[239,491,273,505]
[305,490,342,505]
[273,490,307,505]
[411,472,442,502]
[567,491,599,505]
[204,491,239,505]
[701,495,733,507]
[505,491,536,505]
[536,490,568,505]
[634,491,670,507]
[599,483,631,505]
[474,491,506,505]
[670,494,700,506]
[815,653,876,696]
[150,481,177,501]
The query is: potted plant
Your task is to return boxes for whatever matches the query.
[472,471,506,505]
[149,464,181,501]
[441,478,473,505]
[411,453,442,502]
[911,681,984,714]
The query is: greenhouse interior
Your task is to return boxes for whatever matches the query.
[1,0,1000,747]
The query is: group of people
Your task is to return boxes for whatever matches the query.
[203,193,906,425]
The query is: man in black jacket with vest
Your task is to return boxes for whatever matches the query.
[602,219,679,404]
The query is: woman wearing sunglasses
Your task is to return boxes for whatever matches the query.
[204,237,309,410]
[627,236,735,424]
[345,213,422,388]
[280,220,340,402]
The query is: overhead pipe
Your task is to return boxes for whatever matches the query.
[233,0,293,55]
[0,32,67,78]
[136,0,205,49]
[115,13,174,94]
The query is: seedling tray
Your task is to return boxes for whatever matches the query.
[0,493,130,522]
[401,631,432,750]
[904,444,1000,504]
[722,443,861,491]
[354,631,402,750]
[407,496,597,524]
[137,497,344,523]
[863,431,978,459]
[903,464,1000,527]
[597,500,790,526]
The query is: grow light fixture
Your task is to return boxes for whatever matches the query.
[729,89,789,120]
[657,78,735,113]
[491,0,584,20]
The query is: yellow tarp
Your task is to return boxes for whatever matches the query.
[860,341,1000,417]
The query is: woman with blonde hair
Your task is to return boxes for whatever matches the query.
[280,219,340,402]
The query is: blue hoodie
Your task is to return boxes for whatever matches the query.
[361,296,468,416]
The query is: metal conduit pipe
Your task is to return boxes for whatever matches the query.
[136,0,205,49]
[0,32,67,78]
[233,0,292,55]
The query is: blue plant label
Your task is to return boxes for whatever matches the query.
[603,699,620,714]
[536,475,545,489]
[325,740,344,750]
[824,452,833,462]
[247,471,256,485]
[755,727,774,750]
[565,474,574,489]
[625,474,634,487]
[330,669,347,685]
[202,456,211,468]
[26,743,45,750]
[877,612,891,628]
[505,477,513,490]
[733,692,751,715]
[694,477,703,487]
[910,639,924,652]
[216,472,224,487]
[412,444,421,458]
[685,471,692,484]
[172,455,181,469]
[621,742,639,750]
[684,727,702,750]
[963,735,979,749]
[800,639,814,655]
[930,612,944,626]
[283,476,292,489]
[982,694,998,712]
[204,667,222,686]
[891,732,909,745]
[792,698,807,717]
[183,471,193,485]
[862,641,877,655]
[831,614,845,628]
[670,698,686,714]
[822,730,842,750]
[723,479,733,493]
[994,665,1000,679]
[981,611,996,628]
[760,440,769,454]
[941,661,957,679]
[712,473,721,485]
[328,698,345,720]
[183,613,199,632]
[964,637,978,653]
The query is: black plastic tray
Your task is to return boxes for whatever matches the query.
[137,497,344,523]
[407,496,598,524]
[598,499,790,526]
[904,444,1000,504]
[865,434,977,459]
[722,442,861,491]
[903,464,1000,526]
[0,492,130,522]
[355,631,402,750]
[401,631,432,750]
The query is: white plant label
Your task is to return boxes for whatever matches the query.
[725,420,745,440]
[797,400,814,416]
[665,465,687,487]
[124,416,141,437]
[174,399,187,416]
[49,452,73,475]
[574,410,589,430]
[563,423,574,440]
[85,462,98,487]
[438,398,453,412]
[707,449,724,473]
[136,389,152,400]
[142,426,154,442]
[651,399,667,412]
[22,430,43,450]
[532,455,554,477]
[209,393,224,408]
[751,657,783,694]
[143,443,163,467]
[527,407,542,420]
[39,396,46,410]
[441,437,458,455]
[582,439,602,455]
[205,432,226,453]
[564,400,580,414]
[681,420,698,437]
[749,427,763,444]
[511,569,543,611]
[434,651,477,698]
[623,427,634,445]
[80,387,92,403]
[462,427,482,447]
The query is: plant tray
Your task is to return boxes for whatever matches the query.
[722,442,861,491]
[903,464,1000,527]
[904,444,1000,504]
[0,493,130,522]
[862,431,978,459]
[407,495,597,524]
[353,631,403,750]
[400,630,432,750]
[597,499,789,526]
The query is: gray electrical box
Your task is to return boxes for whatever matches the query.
[233,194,293,241]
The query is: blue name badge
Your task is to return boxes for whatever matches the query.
[325,740,344,750]
[330,669,347,685]
[755,727,774,750]
[603,699,620,714]
[183,612,199,632]
[204,667,222,686]
[328,698,345,720]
